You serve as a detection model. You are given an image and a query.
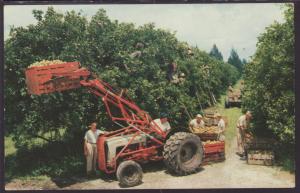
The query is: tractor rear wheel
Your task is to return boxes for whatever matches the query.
[116,160,143,187]
[163,132,204,175]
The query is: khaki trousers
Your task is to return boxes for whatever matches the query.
[86,143,97,174]
[236,127,245,154]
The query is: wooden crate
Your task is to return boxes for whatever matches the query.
[203,141,225,154]
[197,133,219,141]
[202,152,225,165]
[245,137,276,151]
[202,141,225,165]
[203,115,228,127]
[247,150,274,166]
[204,117,215,126]
[25,62,81,95]
[193,126,219,141]
[247,159,273,166]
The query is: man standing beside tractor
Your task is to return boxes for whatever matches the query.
[236,111,252,160]
[84,122,105,177]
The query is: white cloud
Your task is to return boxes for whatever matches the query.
[4,3,286,60]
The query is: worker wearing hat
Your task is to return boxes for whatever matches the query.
[236,111,252,160]
[215,113,226,141]
[189,114,205,132]
[84,122,105,177]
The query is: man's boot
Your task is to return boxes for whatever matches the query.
[240,152,247,160]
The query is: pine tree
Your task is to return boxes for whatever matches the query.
[227,48,243,74]
[209,44,223,61]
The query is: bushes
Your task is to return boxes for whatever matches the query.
[242,4,294,170]
[4,7,238,151]
[5,142,85,180]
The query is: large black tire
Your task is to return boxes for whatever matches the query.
[116,160,143,187]
[163,132,204,175]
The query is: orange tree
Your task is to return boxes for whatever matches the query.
[4,7,238,177]
[242,4,294,170]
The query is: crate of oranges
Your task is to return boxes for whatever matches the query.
[193,126,219,141]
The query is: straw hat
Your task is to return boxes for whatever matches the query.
[196,114,203,118]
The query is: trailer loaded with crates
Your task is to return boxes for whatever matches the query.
[191,111,226,164]
[225,89,242,108]
[24,60,228,187]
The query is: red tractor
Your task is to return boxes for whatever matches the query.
[25,62,204,187]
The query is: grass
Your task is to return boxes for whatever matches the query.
[4,135,85,183]
[205,80,243,150]
[5,136,17,157]
[16,175,51,181]
[4,127,69,178]
[280,157,295,173]
[206,95,242,150]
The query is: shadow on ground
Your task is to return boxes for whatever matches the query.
[5,142,179,189]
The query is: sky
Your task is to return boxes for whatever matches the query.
[4,4,286,60]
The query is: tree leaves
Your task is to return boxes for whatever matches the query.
[242,5,294,144]
[4,7,238,148]
[227,48,243,74]
[209,44,223,61]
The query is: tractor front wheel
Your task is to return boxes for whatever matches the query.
[116,160,143,187]
[163,132,204,175]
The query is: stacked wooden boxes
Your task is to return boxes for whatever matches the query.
[247,150,274,166]
[203,110,218,126]
[191,110,226,164]
[202,141,225,165]
[245,136,276,166]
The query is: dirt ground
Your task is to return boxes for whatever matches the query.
[5,137,295,190]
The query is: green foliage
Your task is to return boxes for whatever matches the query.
[4,7,238,151]
[242,4,294,170]
[5,141,85,180]
[4,136,16,157]
[242,58,247,65]
[228,48,243,74]
[209,44,223,61]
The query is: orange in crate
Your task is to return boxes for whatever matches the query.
[25,62,82,95]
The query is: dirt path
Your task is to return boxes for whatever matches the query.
[8,134,293,190]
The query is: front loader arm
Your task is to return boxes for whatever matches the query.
[25,62,166,138]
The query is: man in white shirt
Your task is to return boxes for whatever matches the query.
[236,111,252,160]
[215,113,225,141]
[189,114,205,132]
[84,122,105,177]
